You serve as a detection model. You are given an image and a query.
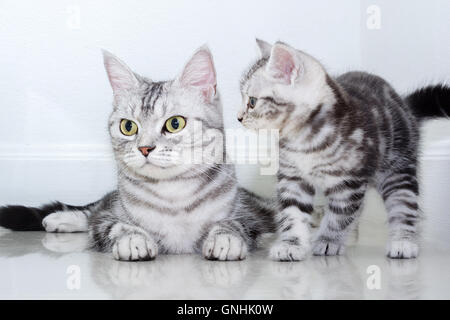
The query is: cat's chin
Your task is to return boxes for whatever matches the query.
[132,162,191,180]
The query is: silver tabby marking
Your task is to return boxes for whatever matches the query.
[0,46,275,261]
[238,39,450,261]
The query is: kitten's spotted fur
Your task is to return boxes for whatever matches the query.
[238,39,450,260]
[0,46,276,261]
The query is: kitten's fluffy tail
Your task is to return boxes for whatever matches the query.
[405,84,450,121]
[0,202,89,231]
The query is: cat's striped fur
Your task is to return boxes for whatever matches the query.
[0,47,276,261]
[238,40,450,260]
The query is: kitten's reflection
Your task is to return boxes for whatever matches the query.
[386,258,421,300]
[310,256,364,299]
[254,255,364,299]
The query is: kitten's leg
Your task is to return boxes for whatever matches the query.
[202,222,248,261]
[346,220,360,246]
[90,211,158,261]
[379,168,420,259]
[313,180,367,256]
[269,175,315,261]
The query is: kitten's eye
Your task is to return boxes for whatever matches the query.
[120,119,138,136]
[248,97,257,109]
[165,116,186,133]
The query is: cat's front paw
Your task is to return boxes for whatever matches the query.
[202,233,247,261]
[386,240,419,259]
[269,240,309,261]
[313,240,345,256]
[112,233,158,261]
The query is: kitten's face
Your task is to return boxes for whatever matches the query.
[238,40,330,136]
[104,48,222,179]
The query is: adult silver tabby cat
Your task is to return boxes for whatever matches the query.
[0,46,275,261]
[238,39,450,261]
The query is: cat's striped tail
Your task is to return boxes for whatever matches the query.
[405,84,450,121]
[0,200,99,232]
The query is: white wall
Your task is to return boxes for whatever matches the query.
[358,0,450,249]
[0,1,448,246]
[0,0,361,203]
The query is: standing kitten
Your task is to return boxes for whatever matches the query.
[238,39,449,261]
[0,46,275,261]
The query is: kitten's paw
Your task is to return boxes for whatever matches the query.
[313,240,345,256]
[112,233,158,261]
[203,233,247,261]
[42,211,88,233]
[386,240,419,259]
[269,241,309,261]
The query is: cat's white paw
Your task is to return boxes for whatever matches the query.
[386,240,419,259]
[42,211,88,233]
[203,233,247,261]
[269,241,309,261]
[112,233,158,261]
[313,240,345,256]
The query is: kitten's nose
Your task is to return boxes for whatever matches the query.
[237,116,243,122]
[138,146,155,157]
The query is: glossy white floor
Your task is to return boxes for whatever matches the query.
[1,228,449,300]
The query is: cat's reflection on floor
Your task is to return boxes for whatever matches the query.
[247,254,364,299]
[42,232,90,253]
[386,258,421,300]
[33,231,422,299]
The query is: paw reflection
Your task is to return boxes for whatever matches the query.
[386,258,421,299]
[42,232,89,253]
[310,256,363,299]
[90,254,252,299]
[201,260,248,287]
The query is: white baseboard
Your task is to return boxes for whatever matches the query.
[422,140,450,161]
[0,144,113,161]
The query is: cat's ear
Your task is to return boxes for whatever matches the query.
[256,38,272,58]
[102,49,139,94]
[176,45,217,103]
[265,43,301,85]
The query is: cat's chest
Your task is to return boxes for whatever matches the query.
[142,213,208,253]
[131,202,229,254]
[285,150,320,175]
[283,150,336,188]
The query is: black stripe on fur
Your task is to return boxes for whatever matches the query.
[405,84,450,120]
[0,202,65,231]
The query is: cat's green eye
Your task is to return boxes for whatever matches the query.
[165,116,186,133]
[120,119,138,136]
[248,97,257,109]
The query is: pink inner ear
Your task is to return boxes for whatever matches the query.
[269,47,297,83]
[103,52,137,93]
[180,49,217,101]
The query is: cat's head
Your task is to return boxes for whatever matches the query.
[238,40,333,136]
[103,46,224,180]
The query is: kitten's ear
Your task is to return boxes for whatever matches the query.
[102,49,139,94]
[177,45,217,103]
[265,43,301,85]
[256,38,272,58]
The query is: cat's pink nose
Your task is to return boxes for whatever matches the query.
[138,146,155,157]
